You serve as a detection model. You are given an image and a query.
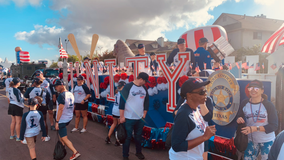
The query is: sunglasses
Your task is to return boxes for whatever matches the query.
[191,89,207,95]
[248,87,261,92]
[36,74,40,76]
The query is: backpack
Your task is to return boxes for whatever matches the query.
[115,124,127,144]
[234,123,248,152]
[165,126,173,149]
[53,133,67,160]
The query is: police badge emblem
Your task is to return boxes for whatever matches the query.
[206,70,240,125]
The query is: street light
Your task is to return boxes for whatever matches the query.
[65,39,69,53]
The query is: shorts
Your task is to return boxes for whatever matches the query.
[8,104,23,116]
[58,121,71,138]
[48,100,54,110]
[26,137,36,149]
[37,105,48,115]
[113,115,120,119]
[75,102,88,110]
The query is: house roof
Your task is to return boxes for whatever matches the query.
[125,39,177,53]
[214,13,284,32]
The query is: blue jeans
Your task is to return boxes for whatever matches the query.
[123,119,144,158]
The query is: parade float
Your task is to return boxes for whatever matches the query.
[64,25,273,160]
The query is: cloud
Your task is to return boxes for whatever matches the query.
[0,58,3,62]
[0,0,42,7]
[15,0,226,55]
[253,0,284,20]
[235,0,241,2]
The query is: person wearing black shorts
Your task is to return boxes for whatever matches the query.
[7,77,26,141]
[105,81,126,146]
[24,78,51,141]
[71,75,91,133]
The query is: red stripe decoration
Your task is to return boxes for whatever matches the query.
[181,34,188,48]
[194,30,204,50]
[105,59,116,102]
[261,23,284,53]
[19,51,30,62]
[211,27,222,41]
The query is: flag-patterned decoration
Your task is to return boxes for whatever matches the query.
[236,62,240,69]
[261,23,284,54]
[241,62,247,69]
[255,63,260,71]
[16,51,30,64]
[249,63,254,69]
[59,37,68,59]
[271,63,277,70]
[262,63,265,69]
[195,62,200,72]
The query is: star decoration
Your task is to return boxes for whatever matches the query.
[248,150,252,155]
[214,89,229,106]
[267,145,271,150]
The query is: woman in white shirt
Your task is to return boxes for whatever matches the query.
[105,81,126,146]
[7,77,26,141]
[71,75,91,133]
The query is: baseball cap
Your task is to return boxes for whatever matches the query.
[117,81,126,89]
[53,79,64,86]
[138,72,149,83]
[150,52,156,56]
[199,37,209,43]
[12,77,20,84]
[138,43,145,49]
[28,97,39,105]
[32,78,41,84]
[177,38,186,44]
[180,78,210,98]
[84,57,90,60]
[77,75,85,80]
[35,70,43,76]
[248,80,264,89]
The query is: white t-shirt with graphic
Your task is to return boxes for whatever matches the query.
[112,92,121,117]
[56,91,75,123]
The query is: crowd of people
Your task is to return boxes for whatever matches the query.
[2,36,284,160]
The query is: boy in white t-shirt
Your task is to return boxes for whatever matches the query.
[20,97,47,160]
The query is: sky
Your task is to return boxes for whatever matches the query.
[0,0,283,67]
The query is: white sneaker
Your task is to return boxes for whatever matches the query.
[80,128,87,133]
[45,135,51,142]
[71,128,79,132]
[21,138,27,144]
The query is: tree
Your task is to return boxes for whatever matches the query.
[231,45,270,73]
[58,54,80,63]
[98,50,115,61]
[49,62,58,68]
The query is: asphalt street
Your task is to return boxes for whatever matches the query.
[0,89,169,160]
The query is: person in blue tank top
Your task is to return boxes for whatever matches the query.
[8,77,27,141]
[20,97,47,160]
[237,80,278,160]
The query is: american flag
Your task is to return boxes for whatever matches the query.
[241,62,247,69]
[16,51,30,63]
[229,63,232,70]
[255,63,260,71]
[271,63,277,70]
[195,62,200,72]
[261,23,284,54]
[59,37,68,59]
[262,63,265,69]
[236,62,240,69]
[249,63,254,69]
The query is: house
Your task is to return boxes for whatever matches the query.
[125,37,177,57]
[213,13,284,50]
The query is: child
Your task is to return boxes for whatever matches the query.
[105,81,126,146]
[20,97,47,160]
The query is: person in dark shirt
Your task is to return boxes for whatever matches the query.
[169,78,215,160]
[167,38,195,76]
[149,52,159,76]
[194,38,212,71]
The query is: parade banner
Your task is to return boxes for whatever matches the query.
[156,52,190,112]
[125,56,149,80]
[104,59,116,102]
[206,70,240,125]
